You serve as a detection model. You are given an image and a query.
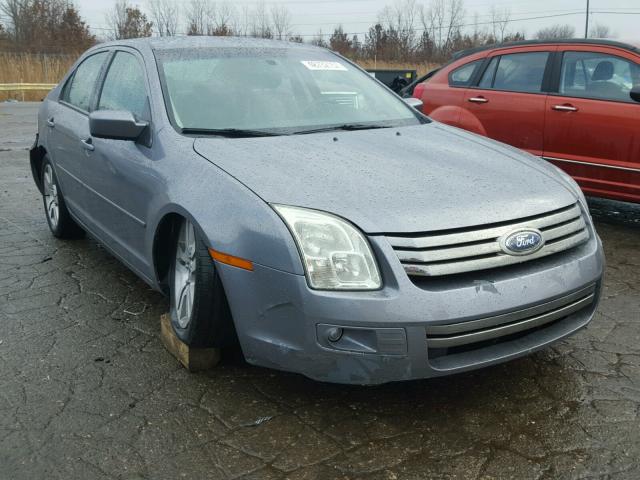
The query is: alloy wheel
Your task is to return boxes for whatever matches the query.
[43,164,59,230]
[174,220,197,328]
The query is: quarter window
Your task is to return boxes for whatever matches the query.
[449,60,482,87]
[560,51,640,103]
[63,52,109,111]
[98,52,149,121]
[477,52,549,93]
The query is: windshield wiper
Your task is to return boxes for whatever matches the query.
[291,124,393,135]
[180,128,281,138]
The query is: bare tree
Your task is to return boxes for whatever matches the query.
[419,0,465,59]
[106,1,128,39]
[310,29,327,48]
[329,25,352,56]
[589,23,613,39]
[0,0,23,42]
[0,0,94,52]
[236,4,252,36]
[535,24,575,40]
[107,1,152,40]
[380,0,419,60]
[271,4,291,40]
[490,5,511,43]
[186,0,207,35]
[444,0,465,51]
[420,0,442,49]
[210,1,235,35]
[148,0,179,37]
[251,1,272,39]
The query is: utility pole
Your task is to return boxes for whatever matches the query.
[584,0,590,38]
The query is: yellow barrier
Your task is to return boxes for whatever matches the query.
[0,83,56,92]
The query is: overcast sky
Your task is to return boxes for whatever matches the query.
[74,0,639,41]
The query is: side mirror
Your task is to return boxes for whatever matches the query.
[404,97,424,111]
[630,88,640,103]
[89,110,149,142]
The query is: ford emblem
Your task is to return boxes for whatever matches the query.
[500,229,544,256]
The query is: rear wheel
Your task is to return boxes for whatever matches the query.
[41,157,84,239]
[169,218,235,348]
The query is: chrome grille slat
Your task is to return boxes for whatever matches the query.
[386,204,581,249]
[388,203,589,277]
[403,230,589,277]
[426,287,596,349]
[396,241,502,263]
[542,217,586,242]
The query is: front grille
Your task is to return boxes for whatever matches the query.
[426,284,596,357]
[386,203,588,277]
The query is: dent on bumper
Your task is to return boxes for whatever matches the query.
[215,234,604,385]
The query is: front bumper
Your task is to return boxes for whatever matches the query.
[216,230,604,385]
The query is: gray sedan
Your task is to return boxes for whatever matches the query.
[30,37,604,384]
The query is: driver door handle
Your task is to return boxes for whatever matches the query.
[47,117,55,127]
[80,138,94,151]
[468,96,489,104]
[552,104,578,112]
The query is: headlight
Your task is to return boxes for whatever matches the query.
[273,205,382,290]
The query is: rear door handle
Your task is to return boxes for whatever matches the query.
[80,138,94,151]
[552,104,578,112]
[468,96,489,104]
[46,117,55,127]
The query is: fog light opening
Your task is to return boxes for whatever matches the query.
[327,327,343,342]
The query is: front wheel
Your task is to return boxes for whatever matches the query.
[169,219,235,348]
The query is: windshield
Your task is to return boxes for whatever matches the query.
[155,47,422,134]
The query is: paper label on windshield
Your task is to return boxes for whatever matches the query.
[301,61,347,71]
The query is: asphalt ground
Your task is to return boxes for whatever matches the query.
[1,102,639,480]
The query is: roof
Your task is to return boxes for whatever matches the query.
[453,38,640,61]
[97,35,317,52]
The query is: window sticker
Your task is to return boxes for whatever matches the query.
[301,61,348,71]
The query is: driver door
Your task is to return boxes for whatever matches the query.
[84,49,157,278]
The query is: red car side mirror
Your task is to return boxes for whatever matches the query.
[631,88,640,103]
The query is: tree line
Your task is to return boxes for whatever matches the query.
[0,0,614,62]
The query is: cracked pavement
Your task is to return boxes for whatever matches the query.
[1,102,639,479]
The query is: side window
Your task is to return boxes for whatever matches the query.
[478,57,499,89]
[560,51,640,103]
[98,51,150,121]
[448,60,482,87]
[63,52,109,111]
[477,52,549,93]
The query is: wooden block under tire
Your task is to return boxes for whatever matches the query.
[160,313,221,372]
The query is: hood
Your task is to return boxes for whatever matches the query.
[193,123,577,233]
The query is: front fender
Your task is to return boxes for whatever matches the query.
[145,149,304,281]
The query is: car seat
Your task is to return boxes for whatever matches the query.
[587,60,626,100]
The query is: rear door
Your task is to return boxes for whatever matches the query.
[460,47,556,156]
[420,57,486,125]
[543,46,640,203]
[50,51,110,218]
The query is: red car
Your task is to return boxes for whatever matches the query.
[414,39,640,204]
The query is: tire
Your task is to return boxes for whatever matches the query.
[41,156,85,239]
[169,218,235,348]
